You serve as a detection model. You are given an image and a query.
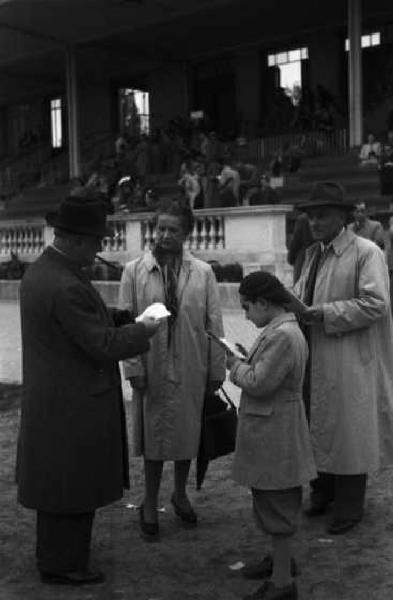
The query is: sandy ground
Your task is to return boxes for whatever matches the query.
[1,384,393,600]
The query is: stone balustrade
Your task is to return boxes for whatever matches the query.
[0,205,293,285]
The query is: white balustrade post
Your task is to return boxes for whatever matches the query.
[125,218,144,260]
[43,224,54,248]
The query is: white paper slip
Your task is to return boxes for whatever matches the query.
[229,561,245,571]
[136,302,171,322]
[207,331,246,359]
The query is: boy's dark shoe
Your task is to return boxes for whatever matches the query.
[242,555,299,579]
[40,570,105,586]
[243,580,298,599]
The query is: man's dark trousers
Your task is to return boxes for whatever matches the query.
[36,511,95,574]
[311,473,367,520]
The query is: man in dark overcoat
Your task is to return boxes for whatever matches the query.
[16,195,159,585]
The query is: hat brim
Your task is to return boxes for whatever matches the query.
[297,200,354,212]
[46,211,112,237]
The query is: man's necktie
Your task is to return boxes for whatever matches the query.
[302,243,323,422]
[164,264,178,346]
[303,243,323,306]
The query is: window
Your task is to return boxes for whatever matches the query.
[267,47,308,67]
[50,98,63,148]
[345,31,381,51]
[119,88,150,136]
[267,47,308,105]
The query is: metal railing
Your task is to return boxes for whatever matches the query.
[259,129,348,160]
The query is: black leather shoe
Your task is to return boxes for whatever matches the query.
[242,555,300,579]
[170,494,197,528]
[40,570,105,586]
[139,505,160,541]
[243,580,298,599]
[327,517,361,535]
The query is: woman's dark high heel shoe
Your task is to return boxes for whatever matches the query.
[170,494,197,528]
[139,505,160,541]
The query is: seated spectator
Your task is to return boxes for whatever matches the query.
[115,133,127,159]
[217,159,240,207]
[348,201,385,250]
[115,176,135,211]
[235,162,260,206]
[270,153,283,178]
[282,143,302,174]
[245,174,279,206]
[198,132,209,159]
[178,160,201,210]
[381,130,393,166]
[205,131,222,163]
[270,152,285,189]
[144,187,160,212]
[359,133,381,167]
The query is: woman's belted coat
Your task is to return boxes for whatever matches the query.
[118,250,226,460]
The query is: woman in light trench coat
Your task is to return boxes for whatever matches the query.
[294,181,393,534]
[118,198,225,539]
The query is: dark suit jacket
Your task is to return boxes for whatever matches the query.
[17,247,150,513]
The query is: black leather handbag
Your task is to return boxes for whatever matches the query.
[196,387,238,489]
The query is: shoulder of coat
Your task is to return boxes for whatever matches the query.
[186,255,213,273]
[353,233,383,256]
[124,254,149,273]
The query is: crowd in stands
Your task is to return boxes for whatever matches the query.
[357,128,393,195]
[75,117,307,214]
[261,84,345,137]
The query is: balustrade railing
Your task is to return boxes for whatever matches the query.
[260,129,347,160]
[0,224,45,257]
[102,220,127,253]
[140,213,225,252]
[0,206,292,287]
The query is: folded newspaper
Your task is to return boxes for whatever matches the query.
[135,302,171,322]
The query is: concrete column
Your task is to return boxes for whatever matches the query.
[65,46,81,178]
[348,0,363,147]
[235,49,260,137]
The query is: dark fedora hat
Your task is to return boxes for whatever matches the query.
[298,181,354,212]
[46,195,111,237]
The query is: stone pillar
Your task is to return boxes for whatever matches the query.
[235,49,260,137]
[65,46,81,178]
[125,218,144,260]
[348,0,363,147]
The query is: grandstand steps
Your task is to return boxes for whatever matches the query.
[281,154,390,215]
[1,186,68,219]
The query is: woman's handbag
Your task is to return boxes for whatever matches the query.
[196,387,238,489]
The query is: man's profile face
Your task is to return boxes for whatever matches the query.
[77,235,104,266]
[307,206,346,244]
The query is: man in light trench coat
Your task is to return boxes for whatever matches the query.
[294,181,393,535]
